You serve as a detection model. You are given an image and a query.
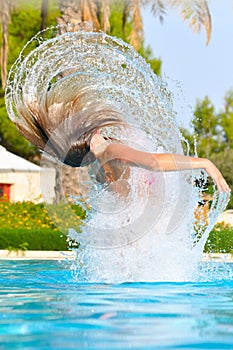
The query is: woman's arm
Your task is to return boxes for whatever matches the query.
[101,143,230,193]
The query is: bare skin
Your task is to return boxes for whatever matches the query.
[90,132,230,194]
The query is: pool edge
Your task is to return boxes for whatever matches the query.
[0,250,232,262]
[0,250,75,260]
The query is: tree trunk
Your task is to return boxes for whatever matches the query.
[57,0,101,32]
[58,0,88,32]
[49,0,97,202]
[0,0,11,90]
[40,0,49,31]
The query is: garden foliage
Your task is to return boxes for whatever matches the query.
[0,201,232,252]
[204,224,233,254]
[0,201,85,250]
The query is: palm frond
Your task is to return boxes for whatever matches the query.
[122,0,130,37]
[140,0,167,23]
[128,0,143,51]
[168,0,211,45]
[81,0,92,22]
[101,0,110,32]
[89,0,101,30]
[81,0,100,30]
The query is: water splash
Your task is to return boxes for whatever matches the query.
[5,26,230,282]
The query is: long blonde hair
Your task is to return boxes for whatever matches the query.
[5,26,128,167]
[8,76,123,167]
[6,43,123,167]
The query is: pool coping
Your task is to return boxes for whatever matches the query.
[0,250,232,262]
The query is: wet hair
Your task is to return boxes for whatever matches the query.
[5,28,126,167]
[14,84,123,167]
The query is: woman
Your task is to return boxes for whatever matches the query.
[5,29,229,195]
[6,82,229,195]
[10,90,229,195]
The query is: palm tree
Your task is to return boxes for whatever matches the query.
[57,0,144,50]
[57,0,211,48]
[57,0,111,35]
[0,0,211,90]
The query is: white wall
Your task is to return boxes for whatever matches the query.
[0,169,56,203]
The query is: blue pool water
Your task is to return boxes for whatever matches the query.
[0,260,233,349]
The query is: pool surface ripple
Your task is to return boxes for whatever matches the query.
[0,260,233,349]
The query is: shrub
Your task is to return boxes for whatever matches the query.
[0,201,86,232]
[0,201,86,250]
[204,224,233,253]
[0,228,68,250]
[1,202,233,252]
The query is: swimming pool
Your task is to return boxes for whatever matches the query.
[0,260,233,349]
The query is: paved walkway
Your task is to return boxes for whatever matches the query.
[0,250,232,262]
[0,250,75,260]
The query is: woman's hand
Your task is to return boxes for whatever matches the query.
[204,159,231,193]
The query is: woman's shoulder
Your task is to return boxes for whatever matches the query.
[90,133,109,158]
